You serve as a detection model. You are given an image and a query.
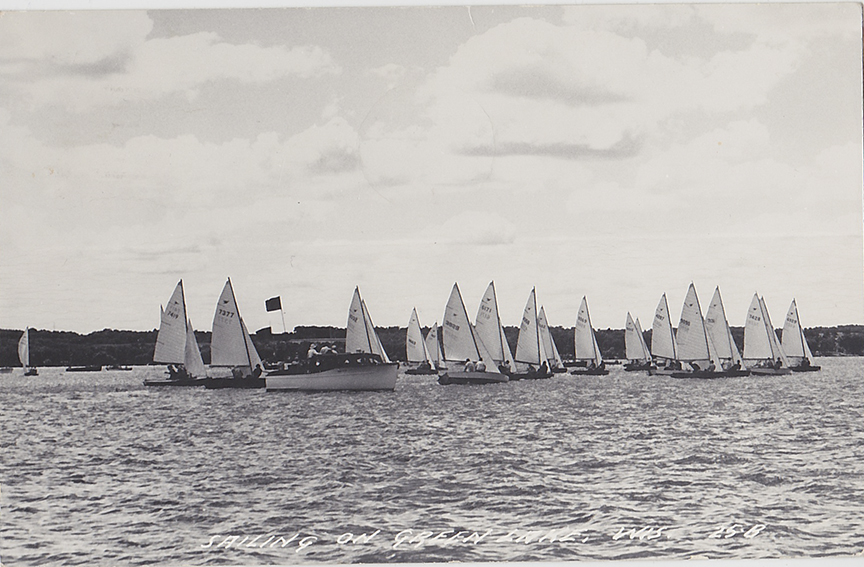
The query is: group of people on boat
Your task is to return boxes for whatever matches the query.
[463,359,487,372]
[307,343,337,358]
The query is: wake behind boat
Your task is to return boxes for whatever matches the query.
[266,287,398,391]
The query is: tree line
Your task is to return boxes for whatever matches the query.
[1,324,862,367]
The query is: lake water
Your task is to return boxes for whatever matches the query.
[1,359,863,565]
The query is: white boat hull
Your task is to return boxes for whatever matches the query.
[266,363,398,391]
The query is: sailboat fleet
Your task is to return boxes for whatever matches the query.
[0,277,809,388]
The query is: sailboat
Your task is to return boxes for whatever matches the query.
[205,278,265,389]
[19,327,37,376]
[425,322,445,371]
[782,299,820,372]
[743,293,791,375]
[145,280,207,387]
[669,283,727,378]
[405,308,437,375]
[474,281,517,376]
[704,287,749,376]
[437,283,508,385]
[648,293,679,375]
[266,287,399,391]
[538,306,567,373]
[571,296,608,375]
[624,313,652,371]
[511,288,554,379]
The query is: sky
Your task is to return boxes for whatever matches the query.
[0,3,861,334]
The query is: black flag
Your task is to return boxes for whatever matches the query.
[265,296,282,312]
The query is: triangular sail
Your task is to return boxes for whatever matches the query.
[538,306,564,368]
[760,296,789,367]
[635,317,651,360]
[18,327,30,370]
[625,313,649,362]
[743,293,772,361]
[154,280,188,364]
[705,287,743,365]
[474,281,514,368]
[441,283,499,372]
[651,293,678,361]
[406,308,432,364]
[425,323,443,368]
[574,296,602,365]
[515,288,549,370]
[675,283,711,363]
[345,287,390,362]
[782,299,815,366]
[361,298,391,363]
[211,278,259,369]
[184,319,206,378]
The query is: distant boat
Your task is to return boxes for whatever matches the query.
[19,327,37,376]
[538,306,567,373]
[205,278,265,389]
[511,288,553,380]
[704,287,749,376]
[404,308,437,375]
[266,287,398,391]
[438,283,508,385]
[66,365,103,372]
[782,299,820,372]
[424,322,444,371]
[106,365,133,371]
[571,296,608,375]
[473,281,517,376]
[623,313,653,371]
[743,293,791,375]
[669,283,728,379]
[145,280,207,387]
[649,293,680,375]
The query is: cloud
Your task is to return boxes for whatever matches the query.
[0,12,341,111]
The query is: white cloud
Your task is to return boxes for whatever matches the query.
[0,11,340,111]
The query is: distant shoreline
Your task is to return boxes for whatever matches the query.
[2,324,863,368]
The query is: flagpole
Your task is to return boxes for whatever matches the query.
[281,310,287,335]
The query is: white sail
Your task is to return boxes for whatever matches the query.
[211,278,260,369]
[184,318,207,378]
[474,281,516,371]
[574,296,602,365]
[538,306,564,369]
[154,280,188,364]
[705,287,743,365]
[635,317,652,361]
[760,296,790,367]
[362,298,391,363]
[782,299,815,366]
[406,308,432,364]
[18,327,29,370]
[425,323,443,368]
[651,293,678,361]
[345,287,390,363]
[441,283,499,372]
[675,283,710,362]
[625,313,649,362]
[743,293,772,361]
[515,288,549,370]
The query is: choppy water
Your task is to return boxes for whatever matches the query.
[1,359,863,565]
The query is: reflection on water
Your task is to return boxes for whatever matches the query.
[1,359,863,565]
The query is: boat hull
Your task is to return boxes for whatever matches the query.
[438,371,509,385]
[144,377,207,387]
[404,367,438,376]
[670,370,751,379]
[570,368,610,376]
[508,371,553,380]
[66,366,102,372]
[790,365,821,372]
[205,377,266,389]
[267,363,398,391]
[624,362,654,372]
[749,367,792,376]
[24,369,38,376]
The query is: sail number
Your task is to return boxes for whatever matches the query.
[217,308,235,318]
